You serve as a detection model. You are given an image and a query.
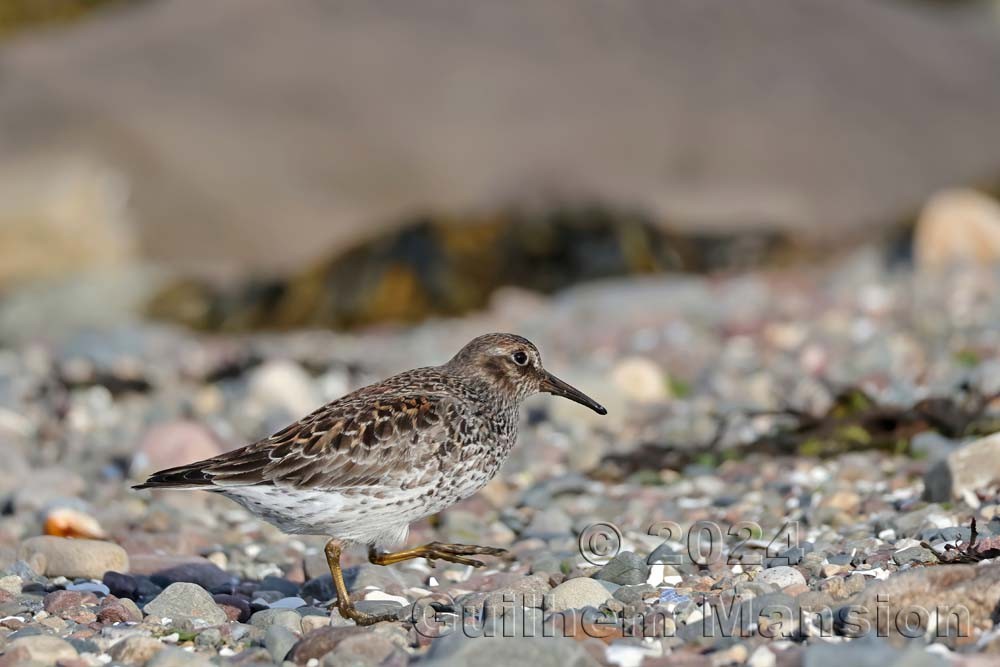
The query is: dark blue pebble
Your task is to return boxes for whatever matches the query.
[213,593,252,622]
[103,571,138,600]
[150,562,236,594]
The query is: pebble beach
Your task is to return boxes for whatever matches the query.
[1,250,999,666]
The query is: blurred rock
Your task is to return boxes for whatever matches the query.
[423,633,600,667]
[249,608,302,634]
[545,577,612,612]
[836,563,1000,647]
[2,635,78,665]
[102,571,137,599]
[108,635,166,664]
[803,639,945,667]
[924,432,1000,502]
[265,625,299,663]
[287,626,371,665]
[147,646,214,667]
[0,157,135,289]
[610,357,670,403]
[246,359,321,418]
[42,507,107,539]
[11,468,85,514]
[131,421,226,479]
[149,560,235,593]
[213,593,251,623]
[914,189,1000,270]
[18,536,128,579]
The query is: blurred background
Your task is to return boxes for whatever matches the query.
[2,0,1000,337]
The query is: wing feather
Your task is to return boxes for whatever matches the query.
[134,377,463,492]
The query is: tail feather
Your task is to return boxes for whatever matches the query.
[132,463,216,490]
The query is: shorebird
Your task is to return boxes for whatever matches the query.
[134,333,606,625]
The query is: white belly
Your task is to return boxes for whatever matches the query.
[218,485,442,548]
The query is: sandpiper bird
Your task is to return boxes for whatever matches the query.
[134,333,606,625]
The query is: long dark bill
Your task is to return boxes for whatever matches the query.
[540,372,607,415]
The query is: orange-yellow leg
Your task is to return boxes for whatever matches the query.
[324,539,399,625]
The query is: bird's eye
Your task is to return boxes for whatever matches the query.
[512,351,529,366]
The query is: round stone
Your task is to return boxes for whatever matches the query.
[757,566,807,590]
[545,577,613,612]
[18,536,128,579]
[144,582,228,626]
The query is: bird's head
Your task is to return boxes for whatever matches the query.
[446,333,607,414]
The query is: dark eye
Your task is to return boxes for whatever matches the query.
[512,351,529,366]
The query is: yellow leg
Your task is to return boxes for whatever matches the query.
[368,541,509,568]
[324,539,399,625]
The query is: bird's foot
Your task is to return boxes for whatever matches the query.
[336,603,401,626]
[370,541,510,568]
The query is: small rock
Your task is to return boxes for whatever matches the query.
[820,490,861,513]
[757,566,807,590]
[146,646,214,667]
[914,188,1000,271]
[259,575,300,597]
[103,571,138,599]
[748,645,777,667]
[98,594,143,623]
[269,596,307,609]
[892,546,938,566]
[804,638,945,666]
[610,356,670,402]
[214,593,252,622]
[109,635,165,664]
[422,634,600,667]
[301,614,330,634]
[287,626,372,664]
[924,432,1000,502]
[144,582,228,626]
[890,505,951,538]
[250,608,303,634]
[149,560,235,593]
[522,507,573,540]
[42,507,107,539]
[300,575,335,603]
[546,577,612,612]
[327,632,408,667]
[0,575,22,596]
[18,536,128,579]
[67,580,110,595]
[4,635,78,664]
[595,551,651,586]
[247,359,321,418]
[43,589,98,615]
[196,627,222,648]
[613,584,656,606]
[265,625,300,662]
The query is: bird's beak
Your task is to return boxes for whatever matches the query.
[540,372,607,415]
